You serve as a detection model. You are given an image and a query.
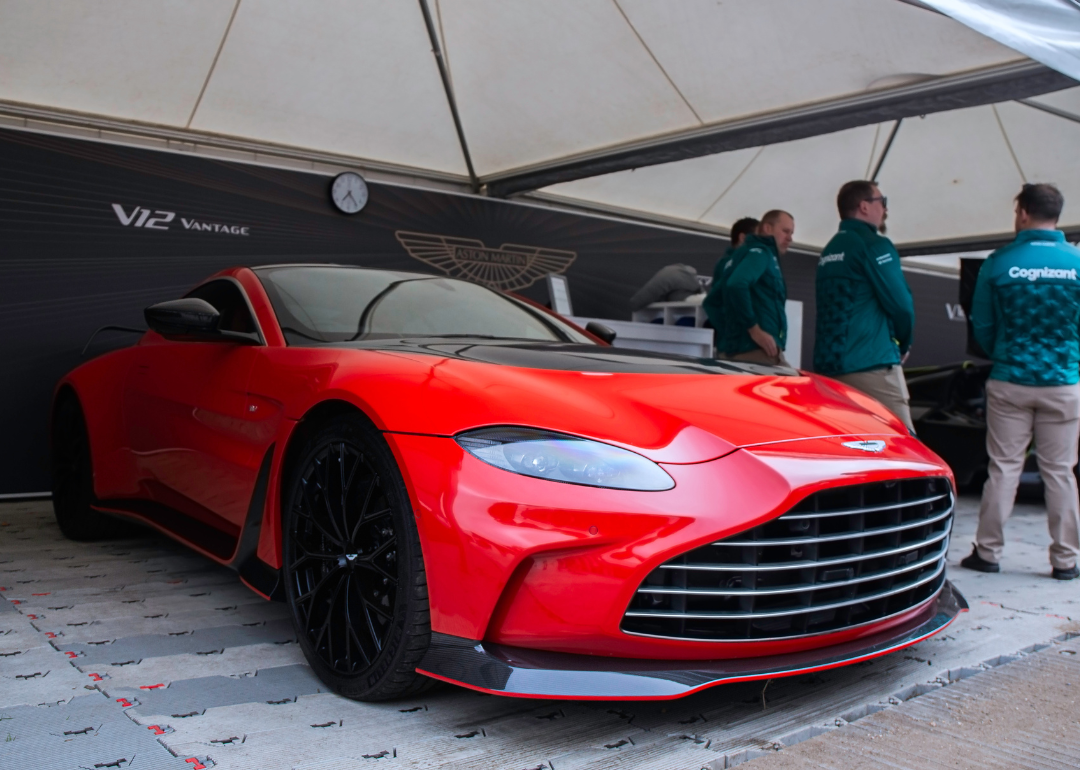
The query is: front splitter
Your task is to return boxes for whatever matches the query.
[416,581,968,700]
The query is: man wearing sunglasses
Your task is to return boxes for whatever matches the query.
[813,180,916,433]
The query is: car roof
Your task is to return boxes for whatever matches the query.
[250,263,435,281]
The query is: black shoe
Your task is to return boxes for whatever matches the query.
[960,546,1000,573]
[1052,565,1079,581]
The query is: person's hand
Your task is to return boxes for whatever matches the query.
[749,325,778,358]
[901,349,910,365]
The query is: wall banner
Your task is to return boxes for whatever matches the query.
[0,128,966,495]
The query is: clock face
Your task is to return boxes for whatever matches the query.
[330,172,369,214]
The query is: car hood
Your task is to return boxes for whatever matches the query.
[318,341,911,464]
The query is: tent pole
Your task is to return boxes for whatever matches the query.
[1017,98,1080,125]
[418,0,480,193]
[870,119,903,182]
[485,60,1074,197]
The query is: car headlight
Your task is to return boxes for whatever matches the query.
[455,427,674,491]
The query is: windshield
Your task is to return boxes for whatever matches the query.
[255,266,591,345]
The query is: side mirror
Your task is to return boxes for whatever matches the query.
[585,321,617,345]
[144,299,258,344]
[145,298,219,336]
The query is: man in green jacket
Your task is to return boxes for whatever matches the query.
[721,210,794,365]
[961,183,1080,581]
[814,181,915,432]
[704,217,759,355]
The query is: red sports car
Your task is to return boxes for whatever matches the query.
[52,265,965,701]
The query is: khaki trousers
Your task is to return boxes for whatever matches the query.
[832,366,916,434]
[975,379,1080,570]
[730,349,790,367]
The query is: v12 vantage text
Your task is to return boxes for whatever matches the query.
[111,204,250,236]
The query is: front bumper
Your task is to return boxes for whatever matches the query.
[416,581,967,700]
[388,431,952,658]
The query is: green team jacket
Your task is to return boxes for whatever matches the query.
[813,219,914,376]
[722,234,787,354]
[702,246,737,347]
[972,229,1080,387]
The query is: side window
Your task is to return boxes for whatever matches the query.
[185,280,258,335]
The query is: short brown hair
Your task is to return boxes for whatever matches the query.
[837,180,878,218]
[730,217,759,245]
[1016,183,1063,222]
[759,209,792,228]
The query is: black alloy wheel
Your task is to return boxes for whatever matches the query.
[51,394,116,541]
[282,414,432,701]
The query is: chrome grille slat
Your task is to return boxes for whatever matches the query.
[639,541,948,597]
[659,529,950,572]
[626,559,946,620]
[716,506,951,546]
[781,492,950,520]
[621,476,954,641]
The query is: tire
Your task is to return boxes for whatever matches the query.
[282,413,432,701]
[51,394,114,541]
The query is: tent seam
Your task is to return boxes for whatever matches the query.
[991,104,1027,184]
[865,123,882,180]
[697,145,766,222]
[870,119,903,182]
[187,0,242,130]
[610,0,703,125]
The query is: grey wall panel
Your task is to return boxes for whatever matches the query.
[0,129,727,495]
[0,129,968,496]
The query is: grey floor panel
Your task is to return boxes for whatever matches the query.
[110,664,325,718]
[0,692,194,769]
[2,496,1079,770]
[56,603,290,645]
[66,619,297,664]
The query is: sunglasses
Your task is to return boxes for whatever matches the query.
[866,195,888,208]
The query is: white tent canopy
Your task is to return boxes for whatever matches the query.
[0,0,1076,250]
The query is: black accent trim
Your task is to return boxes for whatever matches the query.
[486,61,1075,197]
[95,445,283,600]
[282,338,797,375]
[95,498,236,560]
[233,445,284,601]
[416,581,966,699]
[183,276,267,346]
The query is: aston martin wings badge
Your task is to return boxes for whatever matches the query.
[395,231,576,292]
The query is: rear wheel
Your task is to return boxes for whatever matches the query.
[282,414,432,701]
[51,395,114,541]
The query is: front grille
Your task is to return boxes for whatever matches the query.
[622,476,953,641]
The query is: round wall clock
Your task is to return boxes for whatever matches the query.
[330,172,369,214]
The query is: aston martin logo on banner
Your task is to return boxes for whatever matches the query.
[395,231,576,292]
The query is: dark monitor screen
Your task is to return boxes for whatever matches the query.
[959,257,988,359]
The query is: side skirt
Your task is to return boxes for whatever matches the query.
[96,445,284,601]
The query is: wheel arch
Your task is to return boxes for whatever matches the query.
[279,399,381,497]
[273,399,393,562]
[271,396,431,572]
[50,382,83,438]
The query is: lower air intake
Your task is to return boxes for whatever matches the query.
[622,476,953,641]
